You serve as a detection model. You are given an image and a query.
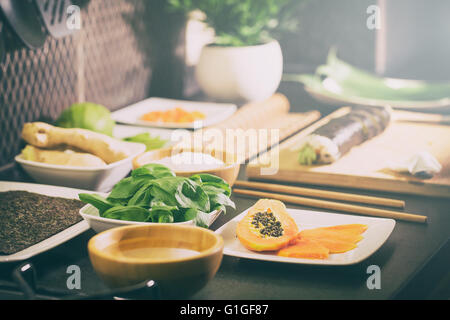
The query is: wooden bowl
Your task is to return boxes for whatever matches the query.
[88,224,224,298]
[132,147,240,186]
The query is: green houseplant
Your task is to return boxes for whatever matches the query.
[169,0,301,46]
[169,0,304,102]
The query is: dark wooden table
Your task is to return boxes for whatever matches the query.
[0,84,449,300]
[0,163,449,300]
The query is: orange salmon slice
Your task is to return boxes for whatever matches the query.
[298,227,365,244]
[315,224,368,234]
[277,239,329,260]
[306,237,357,253]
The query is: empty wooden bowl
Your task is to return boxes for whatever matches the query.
[132,147,240,186]
[88,224,224,298]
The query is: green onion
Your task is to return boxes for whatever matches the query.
[284,48,450,102]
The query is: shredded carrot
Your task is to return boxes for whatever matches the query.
[140,107,206,123]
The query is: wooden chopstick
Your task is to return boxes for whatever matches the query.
[234,180,405,208]
[233,189,427,224]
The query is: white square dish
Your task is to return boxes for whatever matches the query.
[215,207,396,265]
[15,141,146,192]
[0,181,92,262]
[111,97,237,129]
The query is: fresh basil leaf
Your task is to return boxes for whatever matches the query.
[132,164,175,179]
[157,214,174,223]
[149,204,176,223]
[149,199,173,208]
[150,176,188,207]
[188,174,202,185]
[107,197,129,206]
[201,185,236,213]
[213,192,235,209]
[149,185,177,207]
[78,193,115,214]
[211,203,226,213]
[107,176,149,200]
[127,183,153,207]
[175,179,210,212]
[182,208,198,222]
[102,206,150,222]
[171,207,196,223]
[190,173,231,196]
[194,210,210,228]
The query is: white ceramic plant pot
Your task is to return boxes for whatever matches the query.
[195,40,283,102]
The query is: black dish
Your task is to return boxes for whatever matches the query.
[0,0,47,49]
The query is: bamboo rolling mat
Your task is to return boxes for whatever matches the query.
[132,93,320,169]
[192,93,321,162]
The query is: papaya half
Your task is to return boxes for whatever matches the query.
[236,199,299,252]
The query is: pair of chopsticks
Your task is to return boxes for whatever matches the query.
[233,181,427,224]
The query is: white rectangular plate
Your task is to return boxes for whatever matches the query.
[80,203,222,234]
[111,97,237,129]
[0,181,92,262]
[215,207,395,265]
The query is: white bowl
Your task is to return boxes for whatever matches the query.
[79,203,222,233]
[196,40,283,102]
[15,141,146,192]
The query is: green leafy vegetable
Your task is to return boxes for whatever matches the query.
[102,206,151,222]
[190,173,231,196]
[107,176,149,201]
[78,193,115,215]
[175,179,210,212]
[78,164,235,227]
[201,184,236,212]
[298,143,317,166]
[55,102,115,136]
[179,208,198,223]
[168,0,306,46]
[285,48,450,102]
[150,176,189,207]
[193,211,208,228]
[149,201,177,223]
[123,133,168,151]
[131,163,175,179]
[127,184,153,207]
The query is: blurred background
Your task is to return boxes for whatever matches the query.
[1,0,449,167]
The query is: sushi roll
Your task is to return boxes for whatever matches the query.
[296,106,391,165]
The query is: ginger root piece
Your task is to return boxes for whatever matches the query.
[22,122,131,164]
[21,145,107,167]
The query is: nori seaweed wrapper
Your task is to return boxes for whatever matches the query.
[312,106,391,157]
[0,191,84,255]
[351,106,391,133]
[314,113,366,156]
[348,109,381,139]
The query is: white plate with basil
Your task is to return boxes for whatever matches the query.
[78,164,235,233]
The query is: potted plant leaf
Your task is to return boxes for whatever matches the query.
[169,0,304,102]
